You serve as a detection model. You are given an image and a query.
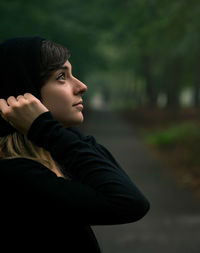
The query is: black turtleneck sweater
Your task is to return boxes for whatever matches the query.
[0,111,150,252]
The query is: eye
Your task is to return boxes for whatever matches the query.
[56,72,66,81]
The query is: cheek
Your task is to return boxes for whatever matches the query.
[41,85,83,126]
[42,88,72,114]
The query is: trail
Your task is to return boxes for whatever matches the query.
[79,109,200,253]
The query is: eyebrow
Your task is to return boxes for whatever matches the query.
[58,66,69,71]
[57,64,72,72]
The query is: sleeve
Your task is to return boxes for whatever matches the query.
[27,111,150,225]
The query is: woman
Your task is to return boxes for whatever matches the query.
[0,36,150,252]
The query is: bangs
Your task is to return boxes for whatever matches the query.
[40,40,71,85]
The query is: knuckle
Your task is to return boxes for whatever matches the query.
[24,93,33,98]
[7,96,14,102]
[24,93,34,101]
[8,95,15,99]
[24,93,38,101]
[30,96,38,103]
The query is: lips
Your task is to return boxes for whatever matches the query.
[73,100,83,106]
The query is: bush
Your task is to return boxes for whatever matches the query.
[144,122,200,148]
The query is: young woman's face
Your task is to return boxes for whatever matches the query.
[40,60,87,128]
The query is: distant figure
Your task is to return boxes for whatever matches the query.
[90,91,109,110]
[0,36,150,252]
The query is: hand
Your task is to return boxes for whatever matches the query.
[0,93,49,135]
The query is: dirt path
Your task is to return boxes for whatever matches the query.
[79,109,200,253]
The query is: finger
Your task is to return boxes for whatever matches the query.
[17,95,27,101]
[0,98,9,113]
[24,93,36,100]
[7,96,18,105]
[0,99,10,121]
[24,93,39,103]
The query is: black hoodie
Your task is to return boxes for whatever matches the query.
[0,111,150,252]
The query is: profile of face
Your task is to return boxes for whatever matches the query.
[40,60,87,128]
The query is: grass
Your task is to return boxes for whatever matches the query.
[120,107,200,199]
[144,122,200,149]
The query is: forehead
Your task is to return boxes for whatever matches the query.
[53,60,72,74]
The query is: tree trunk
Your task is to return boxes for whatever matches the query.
[142,55,157,107]
[193,83,200,107]
[193,62,200,107]
[165,59,181,109]
[166,89,180,108]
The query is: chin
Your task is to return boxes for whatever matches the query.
[62,114,84,128]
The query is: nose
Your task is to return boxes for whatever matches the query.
[73,77,87,95]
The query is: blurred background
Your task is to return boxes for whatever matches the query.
[1,0,200,252]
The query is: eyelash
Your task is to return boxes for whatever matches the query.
[56,72,66,81]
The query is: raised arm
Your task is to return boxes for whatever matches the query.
[26,111,150,225]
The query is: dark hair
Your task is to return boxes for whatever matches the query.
[40,40,71,86]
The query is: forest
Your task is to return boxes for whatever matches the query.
[1,0,200,109]
[1,0,200,195]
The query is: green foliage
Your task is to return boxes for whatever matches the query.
[0,0,200,108]
[0,0,105,78]
[144,122,200,148]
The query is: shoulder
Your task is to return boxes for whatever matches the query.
[0,157,56,179]
[0,156,48,169]
[0,157,63,205]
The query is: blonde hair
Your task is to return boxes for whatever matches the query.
[0,131,66,178]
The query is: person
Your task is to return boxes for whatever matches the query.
[0,36,150,252]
